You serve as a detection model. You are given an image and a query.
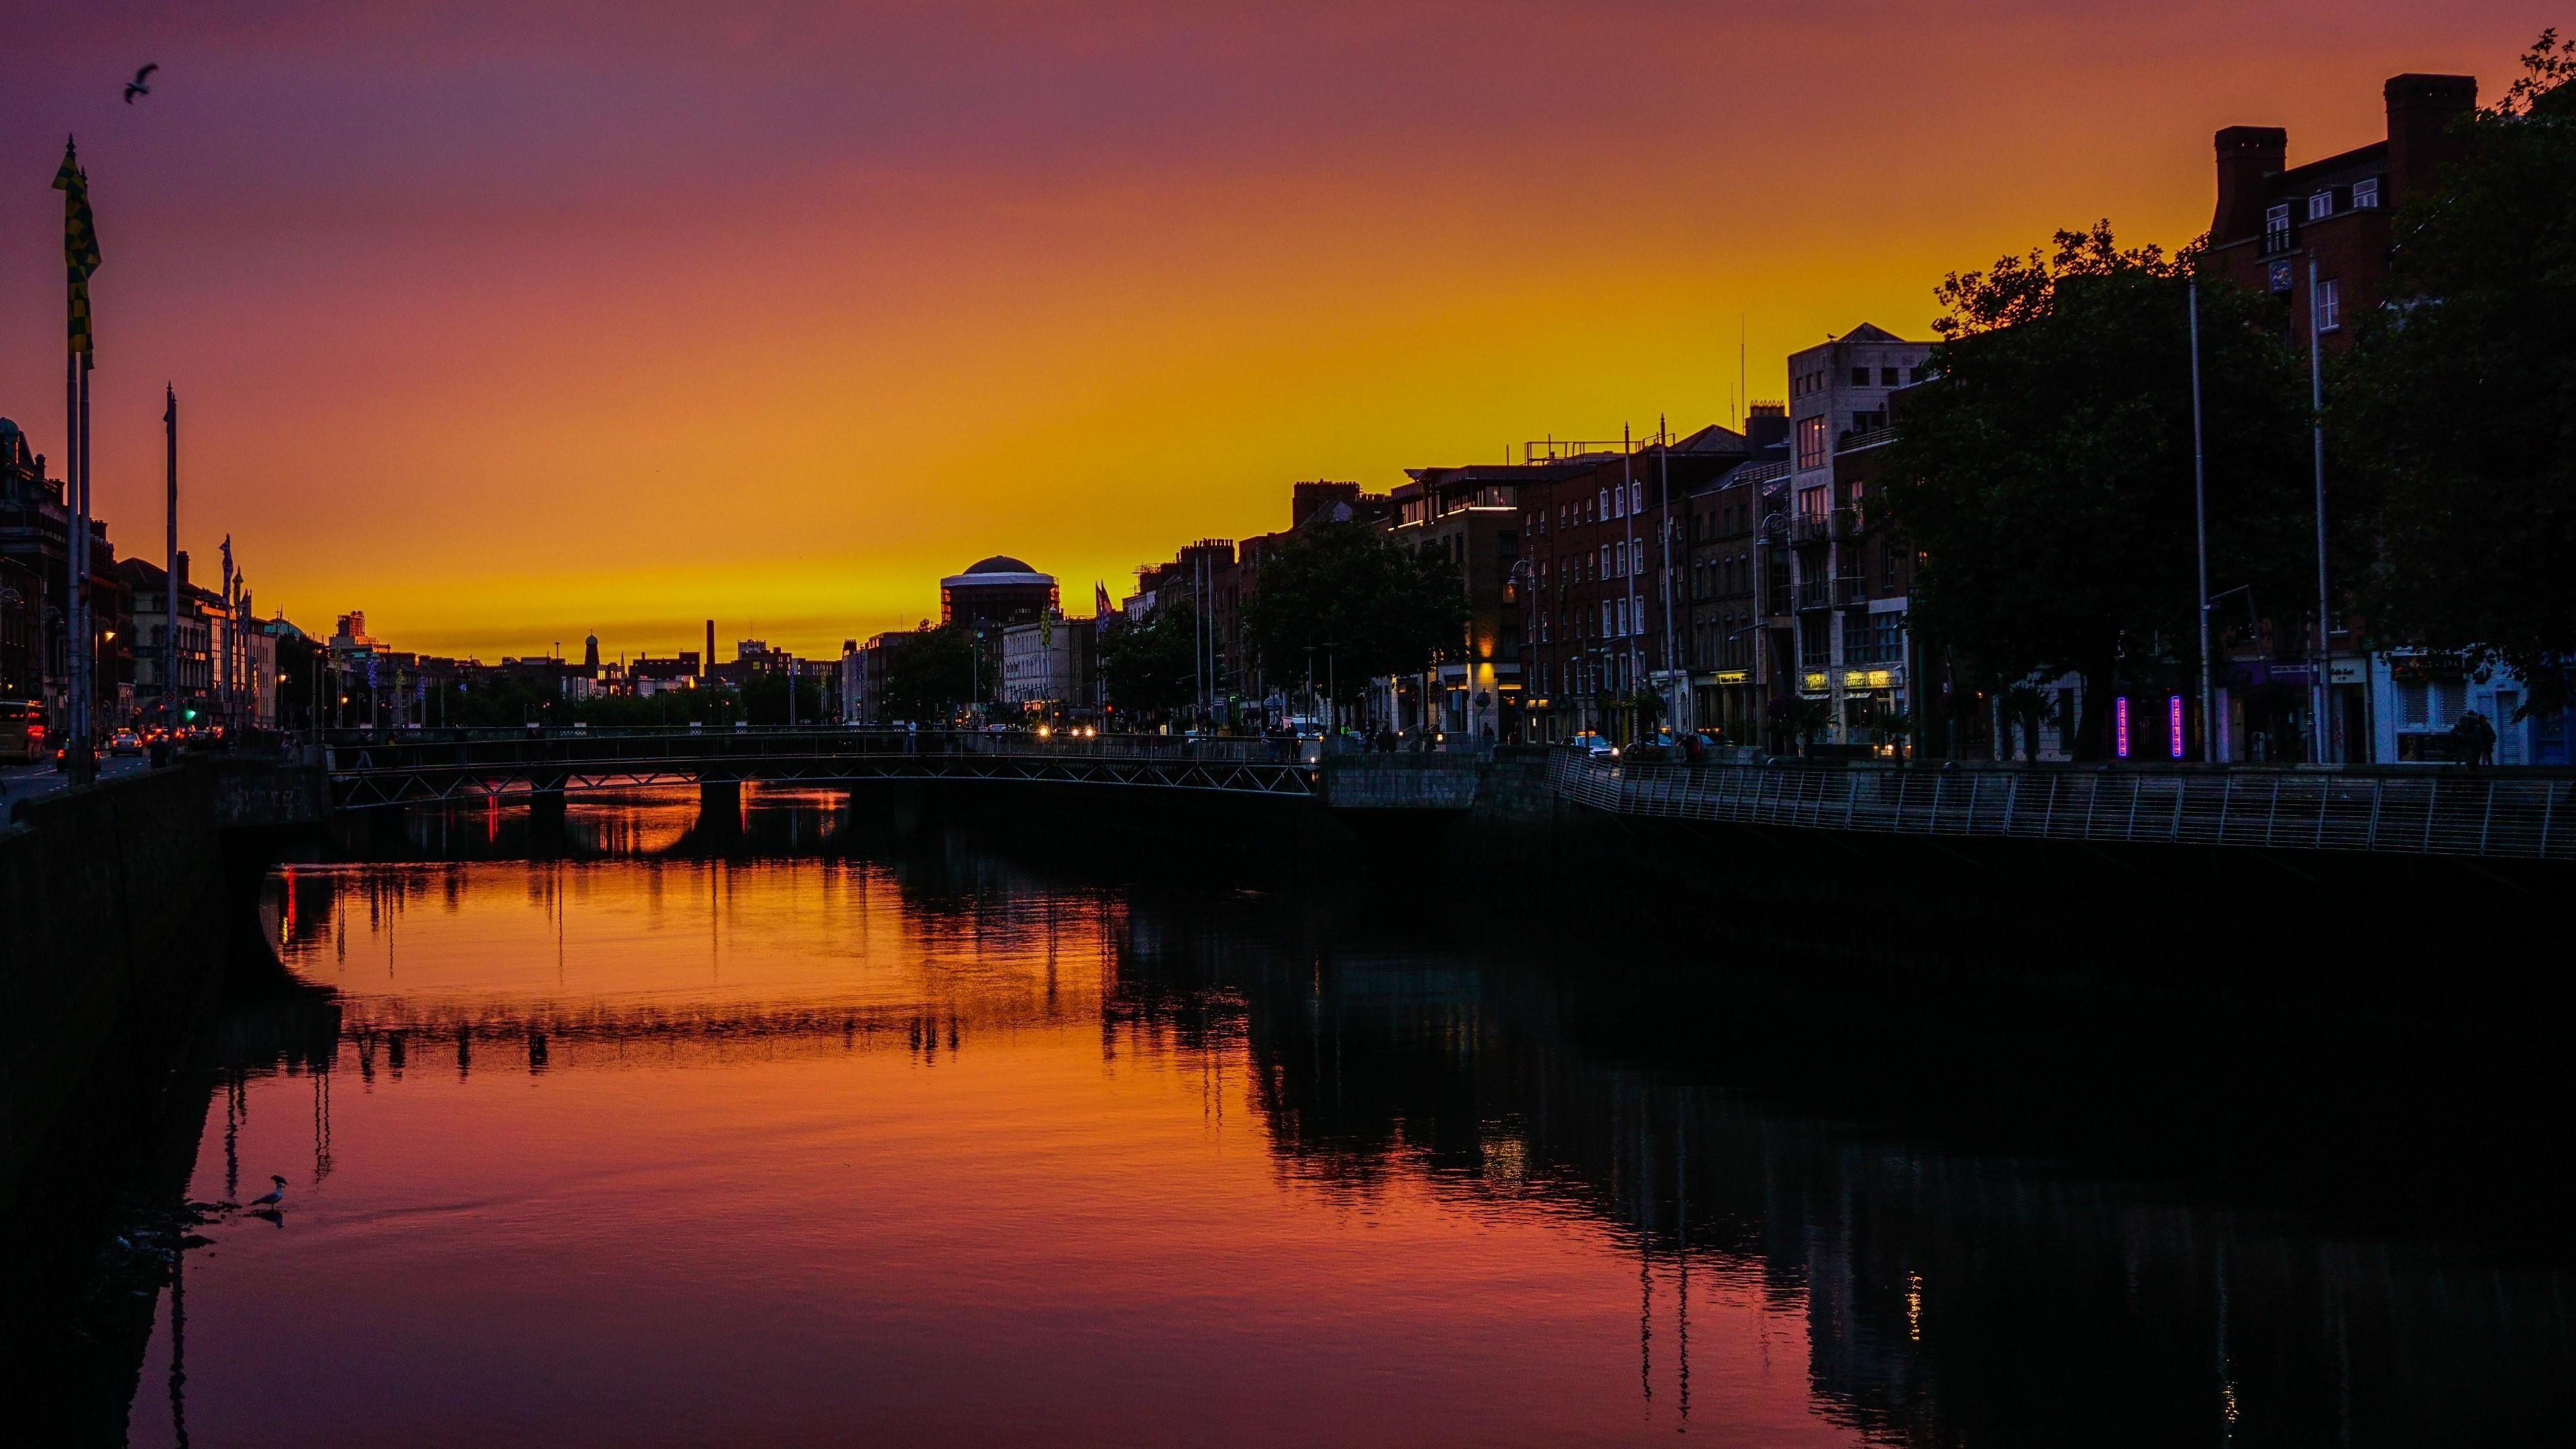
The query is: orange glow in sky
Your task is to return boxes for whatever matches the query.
[0,3,2540,657]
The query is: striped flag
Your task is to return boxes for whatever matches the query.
[53,140,100,358]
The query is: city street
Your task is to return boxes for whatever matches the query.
[0,754,152,816]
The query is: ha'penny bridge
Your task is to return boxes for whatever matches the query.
[315,728,2576,862]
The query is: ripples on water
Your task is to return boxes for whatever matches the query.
[98,788,2575,1446]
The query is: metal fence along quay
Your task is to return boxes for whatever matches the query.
[1552,753,2576,861]
[323,727,1313,806]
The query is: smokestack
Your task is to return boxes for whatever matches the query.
[703,619,714,678]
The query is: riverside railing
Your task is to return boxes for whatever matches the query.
[323,727,1293,769]
[321,727,1314,806]
[1550,753,2576,861]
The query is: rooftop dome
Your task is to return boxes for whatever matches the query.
[963,555,1035,576]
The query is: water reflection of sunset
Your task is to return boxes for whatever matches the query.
[164,852,1854,1446]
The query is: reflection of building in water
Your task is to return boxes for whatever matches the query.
[1102,901,2576,1447]
[248,845,2575,1446]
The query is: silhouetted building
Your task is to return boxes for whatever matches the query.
[2205,73,2477,355]
[941,555,1057,629]
[1515,433,1747,743]
[1002,613,1097,714]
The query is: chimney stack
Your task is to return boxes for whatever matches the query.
[703,619,714,678]
[2384,74,2478,207]
[2210,125,2288,246]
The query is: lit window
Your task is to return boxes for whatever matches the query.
[2316,277,2341,333]
[2264,203,2292,252]
[1795,417,1827,470]
[2308,191,2334,221]
[2353,176,2380,209]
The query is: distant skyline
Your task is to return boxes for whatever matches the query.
[0,2,2540,658]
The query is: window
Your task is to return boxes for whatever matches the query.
[2307,190,2334,221]
[2353,176,2380,209]
[2264,202,2292,252]
[1599,545,1609,577]
[1880,366,1899,386]
[1799,615,1831,666]
[1796,484,1829,520]
[2315,276,2341,333]
[1851,367,1870,387]
[1847,610,1904,665]
[1909,366,1926,383]
[1601,601,1614,637]
[1796,416,1827,470]
[1598,488,1609,519]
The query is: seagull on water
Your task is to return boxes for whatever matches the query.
[248,1175,286,1209]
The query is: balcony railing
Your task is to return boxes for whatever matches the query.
[1794,577,1833,610]
[1834,576,1870,607]
[1790,512,1834,545]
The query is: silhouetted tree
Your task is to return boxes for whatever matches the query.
[1098,602,1199,718]
[879,624,988,723]
[1241,521,1466,707]
[2336,31,2576,715]
[1882,223,2310,758]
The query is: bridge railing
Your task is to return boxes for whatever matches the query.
[1551,753,2576,860]
[324,728,1295,775]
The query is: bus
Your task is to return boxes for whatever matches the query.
[0,698,44,764]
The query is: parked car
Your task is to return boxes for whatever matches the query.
[1569,730,1617,760]
[109,728,143,757]
[0,699,43,763]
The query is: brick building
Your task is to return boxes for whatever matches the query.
[1782,325,1935,750]
[1386,460,1583,739]
[1516,429,1749,744]
[2204,73,2477,354]
[1681,405,1788,739]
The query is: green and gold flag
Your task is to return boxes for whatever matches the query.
[52,140,100,358]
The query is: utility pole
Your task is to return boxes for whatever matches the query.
[1621,423,1640,739]
[1657,415,1678,733]
[2306,252,2332,764]
[2188,282,2214,763]
[164,385,178,735]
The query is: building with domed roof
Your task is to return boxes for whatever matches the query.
[938,555,1057,630]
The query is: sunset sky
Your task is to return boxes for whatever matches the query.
[0,3,2542,659]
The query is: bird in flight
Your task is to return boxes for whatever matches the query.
[124,63,158,104]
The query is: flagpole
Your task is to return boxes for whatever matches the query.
[74,355,93,780]
[63,351,80,775]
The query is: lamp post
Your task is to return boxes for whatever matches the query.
[2188,278,2216,763]
[2306,252,2332,764]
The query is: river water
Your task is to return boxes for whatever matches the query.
[103,788,2571,1445]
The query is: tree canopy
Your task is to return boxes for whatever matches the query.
[1097,601,1199,717]
[1881,223,2312,757]
[1240,520,1466,704]
[878,623,989,722]
[2335,31,2576,714]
